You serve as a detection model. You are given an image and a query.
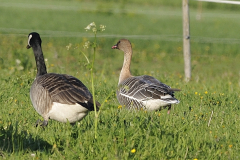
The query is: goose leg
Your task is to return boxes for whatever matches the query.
[167,105,171,114]
[35,119,48,127]
[70,122,76,126]
[35,119,42,127]
[41,120,48,127]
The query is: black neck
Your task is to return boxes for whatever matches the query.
[32,42,47,77]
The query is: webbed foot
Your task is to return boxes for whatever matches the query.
[35,119,48,127]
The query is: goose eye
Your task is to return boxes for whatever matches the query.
[28,34,33,46]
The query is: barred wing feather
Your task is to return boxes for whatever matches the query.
[117,75,179,110]
[33,73,98,111]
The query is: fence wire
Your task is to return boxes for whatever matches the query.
[1,28,240,44]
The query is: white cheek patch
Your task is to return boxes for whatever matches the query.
[28,34,32,46]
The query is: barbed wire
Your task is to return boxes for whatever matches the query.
[197,0,240,5]
[1,28,240,44]
[1,1,240,18]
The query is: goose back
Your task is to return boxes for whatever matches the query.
[30,73,98,115]
[117,75,179,111]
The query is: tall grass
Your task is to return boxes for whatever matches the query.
[0,0,240,159]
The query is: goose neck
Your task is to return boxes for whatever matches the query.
[32,44,47,77]
[119,50,132,84]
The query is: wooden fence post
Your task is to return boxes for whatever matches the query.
[182,0,191,82]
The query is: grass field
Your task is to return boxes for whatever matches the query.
[0,0,240,159]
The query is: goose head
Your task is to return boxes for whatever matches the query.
[112,39,132,53]
[27,32,42,49]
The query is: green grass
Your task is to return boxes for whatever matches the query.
[0,0,240,159]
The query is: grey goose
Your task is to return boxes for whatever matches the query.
[27,32,100,126]
[112,39,180,113]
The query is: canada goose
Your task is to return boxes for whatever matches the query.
[27,32,100,127]
[112,39,180,113]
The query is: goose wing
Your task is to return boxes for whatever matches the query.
[36,73,99,110]
[119,75,178,101]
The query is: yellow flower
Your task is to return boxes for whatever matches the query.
[118,105,122,109]
[205,91,208,94]
[229,145,233,148]
[195,92,198,95]
[193,159,198,160]
[131,149,136,153]
[177,46,182,52]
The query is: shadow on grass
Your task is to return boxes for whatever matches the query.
[0,122,52,155]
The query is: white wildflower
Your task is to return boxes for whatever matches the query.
[66,43,72,50]
[83,41,90,49]
[85,25,91,31]
[85,22,96,31]
[30,153,36,157]
[74,44,79,49]
[89,22,96,27]
[16,59,24,70]
[100,25,106,31]
[15,59,21,65]
[92,27,97,33]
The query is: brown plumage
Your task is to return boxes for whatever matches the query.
[112,39,180,113]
